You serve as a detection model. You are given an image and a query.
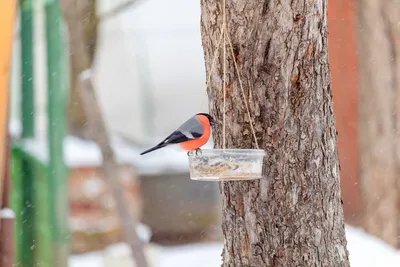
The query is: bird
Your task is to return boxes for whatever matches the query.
[140,113,216,156]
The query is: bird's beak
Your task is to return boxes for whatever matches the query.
[210,118,216,126]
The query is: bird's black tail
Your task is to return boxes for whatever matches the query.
[140,144,166,155]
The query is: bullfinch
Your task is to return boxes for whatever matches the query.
[140,113,215,155]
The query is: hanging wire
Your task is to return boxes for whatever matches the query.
[222,0,227,149]
[225,27,260,149]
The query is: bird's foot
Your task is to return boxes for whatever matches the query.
[187,149,202,156]
[195,148,202,156]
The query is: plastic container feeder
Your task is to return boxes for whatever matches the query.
[188,149,265,181]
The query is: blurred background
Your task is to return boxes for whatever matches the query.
[1,0,400,266]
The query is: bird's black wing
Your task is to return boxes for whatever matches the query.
[158,116,204,146]
[158,130,201,146]
[140,116,204,155]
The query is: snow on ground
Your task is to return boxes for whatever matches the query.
[69,242,223,267]
[70,251,104,267]
[69,225,400,267]
[150,243,223,267]
[346,226,400,266]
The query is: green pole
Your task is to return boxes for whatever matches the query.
[44,0,69,266]
[19,1,36,266]
[20,0,35,138]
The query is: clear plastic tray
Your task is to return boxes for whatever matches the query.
[188,149,265,181]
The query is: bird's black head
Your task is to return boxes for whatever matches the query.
[197,113,216,126]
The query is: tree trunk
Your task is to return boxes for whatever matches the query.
[357,0,400,248]
[200,1,350,266]
[61,0,98,137]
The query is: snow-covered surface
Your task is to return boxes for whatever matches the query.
[149,243,223,267]
[10,118,214,176]
[70,252,103,267]
[9,119,22,138]
[69,225,400,267]
[0,208,16,219]
[70,242,223,267]
[13,132,193,175]
[346,226,400,266]
[102,243,161,267]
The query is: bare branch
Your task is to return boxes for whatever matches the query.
[79,69,149,267]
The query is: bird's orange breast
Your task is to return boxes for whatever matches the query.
[179,115,211,151]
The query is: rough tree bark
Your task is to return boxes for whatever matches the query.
[200,0,350,266]
[357,0,400,248]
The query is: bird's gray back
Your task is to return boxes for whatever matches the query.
[177,116,204,139]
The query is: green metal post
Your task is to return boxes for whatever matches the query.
[19,1,36,266]
[20,0,35,137]
[44,0,69,266]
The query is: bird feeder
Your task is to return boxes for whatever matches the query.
[188,149,265,181]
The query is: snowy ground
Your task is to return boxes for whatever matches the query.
[69,225,400,267]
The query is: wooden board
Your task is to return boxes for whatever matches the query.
[0,0,17,209]
[328,0,361,225]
